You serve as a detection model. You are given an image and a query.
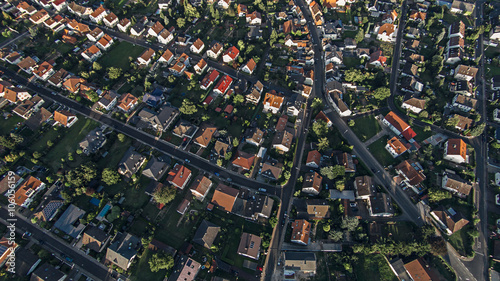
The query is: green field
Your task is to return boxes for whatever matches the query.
[367,137,398,167]
[30,127,60,152]
[44,118,99,170]
[96,135,132,169]
[412,125,434,143]
[0,115,24,134]
[448,225,473,257]
[130,248,168,281]
[98,41,146,71]
[354,254,399,281]
[351,115,382,142]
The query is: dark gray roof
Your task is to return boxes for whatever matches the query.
[192,220,220,248]
[31,263,66,281]
[118,147,145,177]
[284,252,316,271]
[106,233,141,270]
[79,127,106,155]
[53,204,85,238]
[15,248,40,276]
[40,200,64,221]
[142,156,169,181]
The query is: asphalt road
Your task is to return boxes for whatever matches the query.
[0,208,119,281]
[0,67,281,198]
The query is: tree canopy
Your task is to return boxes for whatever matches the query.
[149,252,174,272]
[152,184,176,205]
[372,87,391,100]
[320,165,345,180]
[102,168,121,186]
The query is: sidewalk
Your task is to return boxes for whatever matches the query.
[364,127,389,146]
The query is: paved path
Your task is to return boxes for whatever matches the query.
[363,127,389,146]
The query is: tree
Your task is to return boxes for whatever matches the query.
[428,189,451,202]
[102,168,121,186]
[179,99,198,115]
[311,97,323,110]
[153,184,176,205]
[320,165,345,180]
[106,206,121,222]
[29,26,38,37]
[354,29,364,43]
[149,252,174,272]
[323,224,331,232]
[232,138,239,147]
[372,87,391,100]
[329,230,343,241]
[224,151,232,161]
[429,236,447,256]
[341,216,359,231]
[233,94,245,104]
[117,133,126,142]
[177,17,186,28]
[470,123,486,136]
[65,163,97,187]
[217,159,223,166]
[317,137,329,151]
[344,69,365,83]
[492,142,500,149]
[312,120,328,137]
[435,28,446,44]
[348,119,355,127]
[93,62,102,71]
[446,115,460,127]
[108,67,122,79]
[419,110,429,119]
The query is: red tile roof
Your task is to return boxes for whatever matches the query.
[214,74,233,94]
[224,46,240,60]
[211,184,239,212]
[167,164,191,189]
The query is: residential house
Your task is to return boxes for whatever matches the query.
[291,219,311,245]
[444,139,467,164]
[306,150,321,168]
[354,175,375,199]
[237,233,262,260]
[305,199,330,219]
[382,10,398,24]
[174,258,201,281]
[328,92,351,116]
[492,75,500,91]
[142,156,169,181]
[442,172,473,198]
[368,193,394,217]
[401,63,418,77]
[490,26,500,42]
[67,2,93,18]
[232,151,256,171]
[25,107,52,131]
[450,0,474,14]
[242,58,257,74]
[117,148,146,178]
[245,128,265,146]
[194,124,217,148]
[89,5,108,23]
[31,264,66,281]
[13,97,44,119]
[17,1,36,15]
[246,81,264,104]
[409,10,426,21]
[284,252,317,277]
[32,61,55,81]
[159,49,174,64]
[302,172,322,195]
[103,12,118,27]
[169,53,190,76]
[48,68,69,88]
[194,59,207,75]
[167,163,192,189]
[81,45,102,62]
[117,93,138,113]
[96,34,114,51]
[336,152,355,173]
[97,91,118,110]
[53,110,78,127]
[213,74,233,95]
[53,204,85,238]
[189,175,213,200]
[377,23,397,42]
[29,9,50,25]
[272,129,293,152]
[454,65,478,81]
[263,91,284,114]
[79,128,106,155]
[452,94,477,112]
[4,87,31,103]
[404,259,435,281]
[5,52,22,65]
[172,120,198,139]
[395,160,426,195]
[385,136,408,158]
[238,4,248,16]
[200,69,220,90]
[211,184,239,212]
[130,22,145,36]
[452,114,473,132]
[207,42,223,59]
[190,38,205,54]
[82,225,110,252]
[87,27,104,42]
[368,50,387,67]
[402,97,426,114]
[117,18,131,33]
[383,111,417,141]
[17,57,37,74]
[13,248,41,276]
[158,0,171,9]
[246,11,262,25]
[67,19,90,34]
[431,207,469,235]
[223,46,240,63]
[137,48,155,66]
[34,200,63,222]
[105,233,141,270]
[158,29,174,45]
[315,111,332,127]
[260,161,283,181]
[148,21,164,37]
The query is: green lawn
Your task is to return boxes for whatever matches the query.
[412,125,434,143]
[486,64,500,80]
[428,256,456,281]
[0,114,24,134]
[351,115,382,142]
[343,57,362,68]
[368,137,398,167]
[56,42,74,56]
[354,254,398,281]
[98,41,146,71]
[122,176,152,211]
[130,248,168,281]
[30,127,59,152]
[96,135,132,169]
[442,11,472,26]
[382,222,417,242]
[448,225,473,257]
[44,118,99,170]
